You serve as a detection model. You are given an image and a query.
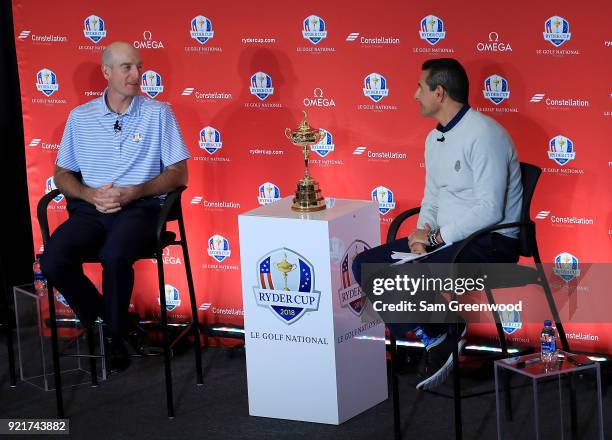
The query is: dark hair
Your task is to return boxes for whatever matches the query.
[422,58,469,104]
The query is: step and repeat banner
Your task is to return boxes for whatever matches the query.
[12,0,612,352]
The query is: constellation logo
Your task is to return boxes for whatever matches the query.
[363,73,389,102]
[303,88,335,107]
[419,15,446,45]
[311,129,335,157]
[476,32,512,52]
[190,196,203,204]
[353,146,367,155]
[250,72,274,101]
[29,138,41,147]
[544,16,571,47]
[371,186,396,215]
[45,177,64,203]
[535,210,550,220]
[134,30,165,49]
[159,284,181,311]
[483,75,510,105]
[140,70,164,98]
[18,30,31,39]
[258,182,281,205]
[182,88,194,96]
[208,235,231,262]
[254,248,320,324]
[199,303,212,311]
[198,126,223,155]
[302,15,327,45]
[35,68,59,97]
[529,92,589,108]
[548,135,575,166]
[346,31,400,45]
[83,15,106,43]
[553,252,580,282]
[190,16,214,44]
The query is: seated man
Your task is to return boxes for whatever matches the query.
[40,41,190,372]
[352,58,523,390]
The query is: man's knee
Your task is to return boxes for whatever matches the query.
[40,247,74,282]
[98,248,134,270]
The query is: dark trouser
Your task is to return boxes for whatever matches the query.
[351,233,519,340]
[40,198,160,337]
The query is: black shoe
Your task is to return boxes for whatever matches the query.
[104,336,131,374]
[415,321,467,391]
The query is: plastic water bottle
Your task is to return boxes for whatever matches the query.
[540,320,557,365]
[33,256,47,296]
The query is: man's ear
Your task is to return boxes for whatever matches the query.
[101,64,110,80]
[435,85,445,100]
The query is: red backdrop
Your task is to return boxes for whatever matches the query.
[12,0,612,353]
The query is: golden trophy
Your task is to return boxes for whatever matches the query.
[285,110,326,211]
[275,253,296,291]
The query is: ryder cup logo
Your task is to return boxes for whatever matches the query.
[548,135,576,166]
[419,15,446,45]
[363,73,389,102]
[372,185,395,215]
[553,252,580,282]
[45,177,64,203]
[140,70,164,98]
[159,284,181,311]
[199,126,222,154]
[499,310,522,335]
[55,293,70,308]
[483,75,510,105]
[250,72,274,101]
[258,182,281,205]
[302,15,327,45]
[190,16,214,44]
[36,69,59,97]
[544,16,571,47]
[83,15,107,43]
[311,129,335,157]
[207,235,231,262]
[339,240,371,316]
[254,248,320,324]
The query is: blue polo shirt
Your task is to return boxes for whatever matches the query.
[56,92,190,188]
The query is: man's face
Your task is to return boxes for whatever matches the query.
[102,45,142,98]
[414,69,441,117]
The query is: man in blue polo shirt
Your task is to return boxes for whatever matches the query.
[40,41,190,372]
[353,58,523,390]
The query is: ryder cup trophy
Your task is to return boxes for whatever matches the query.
[285,110,326,212]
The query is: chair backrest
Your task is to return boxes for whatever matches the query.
[517,162,541,257]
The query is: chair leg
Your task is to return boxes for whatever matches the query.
[180,235,203,385]
[450,321,462,440]
[484,288,508,355]
[484,288,513,420]
[390,332,401,440]
[86,326,98,387]
[47,283,64,417]
[156,254,174,418]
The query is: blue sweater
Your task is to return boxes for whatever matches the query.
[417,108,523,243]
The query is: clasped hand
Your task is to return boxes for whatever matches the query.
[407,223,432,254]
[91,184,140,213]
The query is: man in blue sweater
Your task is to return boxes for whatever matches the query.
[353,58,522,390]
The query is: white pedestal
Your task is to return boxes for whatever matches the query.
[238,197,387,425]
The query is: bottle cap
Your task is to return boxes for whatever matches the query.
[544,320,552,327]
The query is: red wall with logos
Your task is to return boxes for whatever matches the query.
[12,0,612,352]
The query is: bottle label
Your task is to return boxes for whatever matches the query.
[541,340,556,353]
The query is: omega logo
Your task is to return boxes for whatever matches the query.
[476,31,512,52]
[134,30,165,49]
[303,88,336,107]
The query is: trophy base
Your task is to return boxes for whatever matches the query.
[291,177,326,212]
